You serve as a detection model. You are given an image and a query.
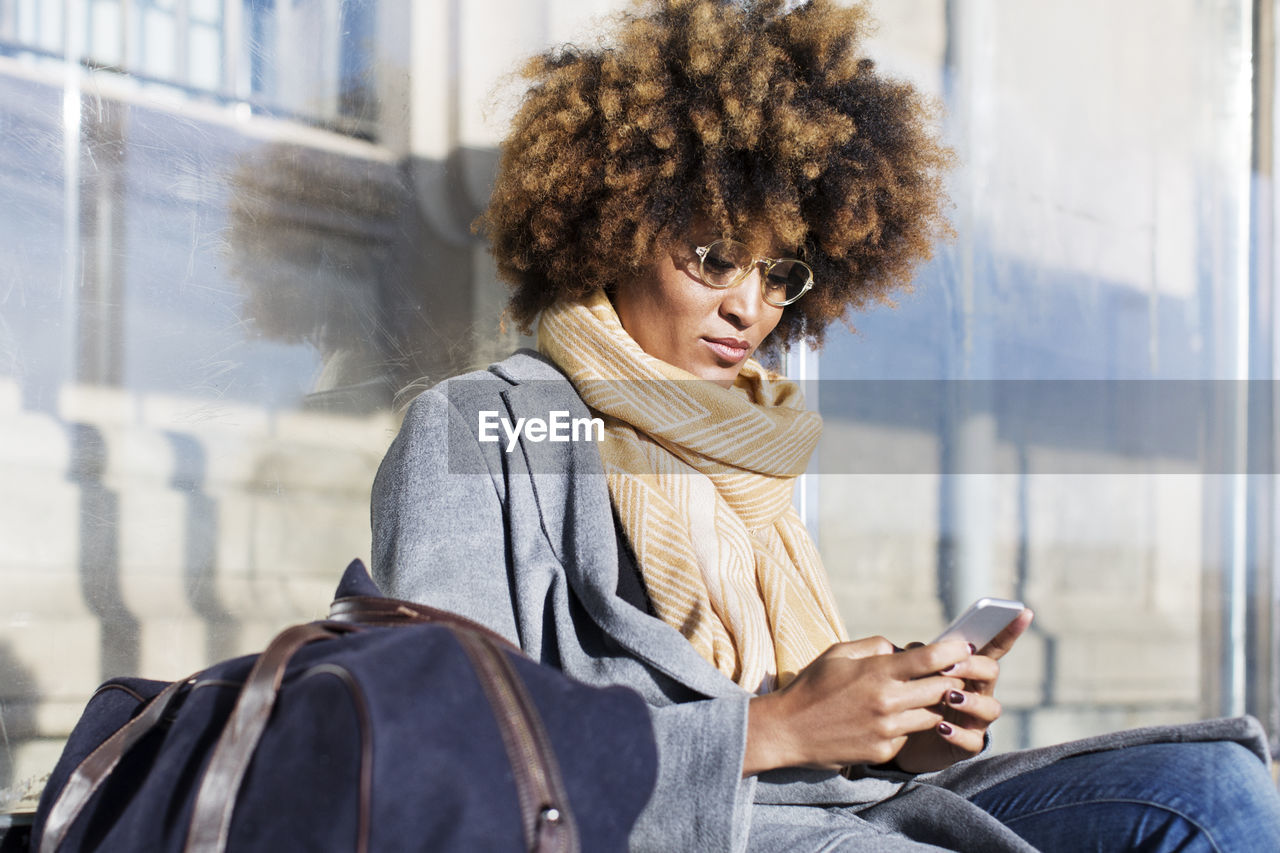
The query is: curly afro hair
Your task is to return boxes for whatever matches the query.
[477,0,954,349]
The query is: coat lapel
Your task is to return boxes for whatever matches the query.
[493,352,743,700]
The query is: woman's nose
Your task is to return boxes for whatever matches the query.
[719,265,767,327]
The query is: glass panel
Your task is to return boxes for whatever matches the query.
[813,0,1265,751]
[0,0,649,816]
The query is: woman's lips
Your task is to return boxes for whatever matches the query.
[702,337,751,363]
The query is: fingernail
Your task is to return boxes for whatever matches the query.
[948,690,965,705]
[937,722,953,736]
[967,643,977,655]
[941,664,956,673]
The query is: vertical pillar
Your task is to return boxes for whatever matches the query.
[1247,0,1279,751]
[940,0,995,620]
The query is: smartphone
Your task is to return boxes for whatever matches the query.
[931,597,1025,651]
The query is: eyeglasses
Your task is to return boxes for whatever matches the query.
[691,239,814,307]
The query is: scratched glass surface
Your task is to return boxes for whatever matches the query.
[0,0,606,806]
[0,0,1272,810]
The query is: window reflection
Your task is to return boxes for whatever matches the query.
[1,0,376,131]
[0,0,509,805]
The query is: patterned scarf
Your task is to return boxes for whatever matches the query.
[538,290,847,691]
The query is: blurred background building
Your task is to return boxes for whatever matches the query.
[1,0,1278,821]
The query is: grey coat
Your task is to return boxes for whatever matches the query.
[371,349,1270,853]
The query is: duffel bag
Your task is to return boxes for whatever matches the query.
[32,559,658,852]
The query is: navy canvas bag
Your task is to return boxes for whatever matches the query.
[32,560,658,852]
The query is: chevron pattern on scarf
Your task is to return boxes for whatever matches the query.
[538,291,847,691]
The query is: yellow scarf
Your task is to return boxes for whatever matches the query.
[538,291,847,691]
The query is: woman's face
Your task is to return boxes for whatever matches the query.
[612,238,785,388]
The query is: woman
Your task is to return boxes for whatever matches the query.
[371,1,1280,849]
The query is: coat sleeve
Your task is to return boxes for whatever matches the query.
[370,387,521,643]
[636,697,757,853]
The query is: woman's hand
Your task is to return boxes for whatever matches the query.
[892,609,1034,774]
[742,637,974,776]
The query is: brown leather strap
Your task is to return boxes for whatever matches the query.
[39,675,194,853]
[329,595,517,650]
[296,664,373,853]
[454,630,580,853]
[184,621,353,853]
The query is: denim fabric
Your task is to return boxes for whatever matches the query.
[970,741,1280,852]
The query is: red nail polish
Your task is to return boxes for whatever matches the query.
[967,643,977,655]
[948,690,964,705]
[937,722,953,736]
[941,664,956,673]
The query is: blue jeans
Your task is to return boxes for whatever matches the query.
[969,741,1280,852]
